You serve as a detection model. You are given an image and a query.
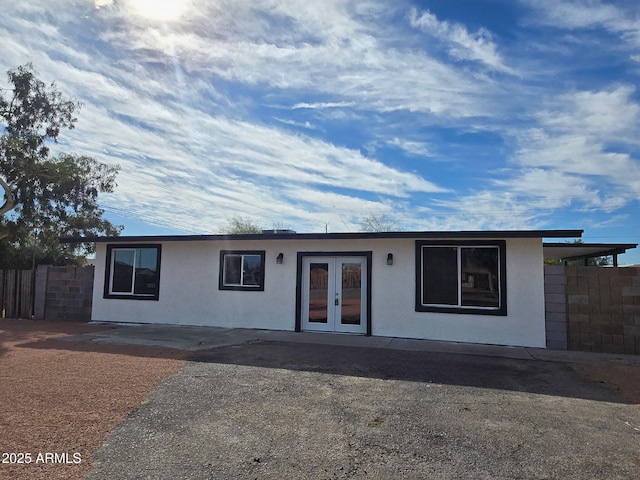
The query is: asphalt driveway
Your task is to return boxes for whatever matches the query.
[83,335,640,480]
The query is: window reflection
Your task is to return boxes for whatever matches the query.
[340,263,361,325]
[242,255,262,286]
[112,249,135,293]
[461,248,499,307]
[309,263,328,323]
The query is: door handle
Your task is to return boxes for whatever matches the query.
[335,298,339,305]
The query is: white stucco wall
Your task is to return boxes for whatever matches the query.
[92,240,298,330]
[91,236,546,347]
[368,237,546,347]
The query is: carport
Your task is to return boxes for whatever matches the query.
[543,242,637,266]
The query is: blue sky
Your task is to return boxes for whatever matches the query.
[1,0,639,263]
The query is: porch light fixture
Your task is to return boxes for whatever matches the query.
[387,253,393,265]
[276,252,284,264]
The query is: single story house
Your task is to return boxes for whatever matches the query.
[63,229,597,348]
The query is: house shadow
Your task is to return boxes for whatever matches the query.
[189,340,632,405]
[0,318,188,361]
[15,337,190,360]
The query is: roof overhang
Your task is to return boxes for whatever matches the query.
[61,229,583,244]
[543,242,637,263]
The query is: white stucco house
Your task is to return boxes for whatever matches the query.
[64,229,592,348]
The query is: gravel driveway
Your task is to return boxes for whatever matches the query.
[85,340,640,480]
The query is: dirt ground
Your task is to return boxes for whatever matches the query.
[0,319,188,480]
[573,364,640,405]
[1,319,639,480]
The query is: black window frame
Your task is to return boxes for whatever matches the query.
[415,240,507,316]
[104,244,162,300]
[218,250,266,291]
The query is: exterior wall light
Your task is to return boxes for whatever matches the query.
[387,253,393,265]
[276,253,284,264]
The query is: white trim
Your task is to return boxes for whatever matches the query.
[301,256,367,334]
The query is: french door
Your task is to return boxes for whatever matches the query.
[301,256,367,334]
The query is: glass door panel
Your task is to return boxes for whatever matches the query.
[339,262,361,325]
[308,263,329,323]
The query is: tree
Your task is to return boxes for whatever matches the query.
[223,215,262,234]
[359,213,398,232]
[0,176,14,216]
[0,64,121,268]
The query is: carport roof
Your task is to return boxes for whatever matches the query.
[61,229,583,243]
[543,242,637,263]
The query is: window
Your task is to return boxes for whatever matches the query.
[415,240,506,315]
[104,245,161,300]
[219,250,265,291]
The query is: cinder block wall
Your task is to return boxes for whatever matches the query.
[544,265,567,350]
[34,265,95,322]
[566,266,640,354]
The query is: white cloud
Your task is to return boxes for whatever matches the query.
[511,85,640,201]
[0,10,453,234]
[536,86,640,141]
[514,132,640,198]
[431,83,640,228]
[387,137,432,157]
[29,58,447,233]
[125,0,191,22]
[408,8,515,74]
[90,0,493,119]
[273,117,315,129]
[493,168,608,210]
[522,0,625,30]
[521,0,640,58]
[431,191,544,230]
[292,101,356,109]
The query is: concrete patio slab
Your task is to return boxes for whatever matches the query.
[59,322,640,366]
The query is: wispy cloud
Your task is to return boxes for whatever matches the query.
[273,117,316,129]
[387,137,432,157]
[536,86,640,142]
[438,83,640,227]
[92,1,494,119]
[292,101,356,110]
[408,7,515,74]
[521,0,640,61]
[514,85,640,201]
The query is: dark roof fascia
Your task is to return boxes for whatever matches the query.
[60,229,583,244]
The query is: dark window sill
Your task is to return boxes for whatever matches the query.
[104,294,159,301]
[415,304,507,316]
[219,285,265,292]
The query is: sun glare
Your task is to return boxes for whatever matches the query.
[129,0,187,22]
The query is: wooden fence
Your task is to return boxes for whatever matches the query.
[0,269,34,318]
[0,266,95,321]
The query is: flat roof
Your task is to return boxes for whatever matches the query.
[61,229,583,243]
[543,242,637,261]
